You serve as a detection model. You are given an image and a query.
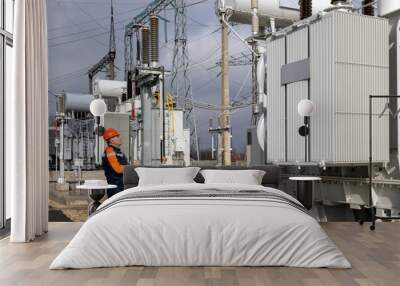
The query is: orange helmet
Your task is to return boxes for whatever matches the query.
[103,128,120,141]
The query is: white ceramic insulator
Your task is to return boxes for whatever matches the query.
[256,114,265,151]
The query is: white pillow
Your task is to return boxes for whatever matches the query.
[135,167,200,186]
[200,169,266,185]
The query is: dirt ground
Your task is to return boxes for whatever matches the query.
[49,199,88,222]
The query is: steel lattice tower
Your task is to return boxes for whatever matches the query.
[171,0,199,160]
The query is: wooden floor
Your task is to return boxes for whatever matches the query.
[0,222,399,286]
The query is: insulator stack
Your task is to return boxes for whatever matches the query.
[362,0,374,16]
[127,71,132,99]
[136,35,141,63]
[141,27,150,66]
[57,94,66,114]
[134,69,140,96]
[150,15,159,67]
[300,0,312,20]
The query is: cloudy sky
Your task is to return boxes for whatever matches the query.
[47,0,362,153]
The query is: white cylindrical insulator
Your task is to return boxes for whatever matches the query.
[251,0,258,35]
[256,114,265,151]
[256,55,265,103]
[252,13,259,35]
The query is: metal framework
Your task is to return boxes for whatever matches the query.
[369,95,400,231]
[124,0,200,161]
[124,0,174,75]
[88,0,116,92]
[171,0,199,160]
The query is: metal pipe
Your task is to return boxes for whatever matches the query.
[161,67,166,159]
[211,134,215,160]
[141,86,152,165]
[264,108,268,164]
[58,118,65,184]
[251,50,257,123]
[369,95,375,229]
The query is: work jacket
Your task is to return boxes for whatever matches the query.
[102,145,128,194]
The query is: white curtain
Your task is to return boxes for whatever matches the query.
[8,0,49,242]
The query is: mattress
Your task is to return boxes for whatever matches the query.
[50,183,351,269]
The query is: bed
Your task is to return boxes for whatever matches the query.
[50,166,350,269]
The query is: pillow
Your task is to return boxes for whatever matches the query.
[200,169,266,185]
[135,167,201,186]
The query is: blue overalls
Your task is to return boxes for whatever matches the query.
[102,145,128,198]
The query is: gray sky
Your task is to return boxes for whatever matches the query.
[47,0,363,153]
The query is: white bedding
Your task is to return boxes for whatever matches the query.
[50,183,351,269]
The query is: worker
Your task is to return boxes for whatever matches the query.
[102,128,128,198]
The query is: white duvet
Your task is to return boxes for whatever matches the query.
[50,183,351,269]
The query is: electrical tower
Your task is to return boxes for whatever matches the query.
[108,0,116,79]
[88,0,116,92]
[171,0,200,160]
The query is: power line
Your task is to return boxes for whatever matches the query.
[49,20,127,41]
[48,25,125,48]
[54,0,137,4]
[48,4,146,32]
[164,0,209,10]
[52,2,109,49]
[49,66,91,82]
[71,0,124,44]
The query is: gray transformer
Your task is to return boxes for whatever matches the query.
[265,11,390,164]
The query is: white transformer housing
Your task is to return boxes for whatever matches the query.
[218,0,334,27]
[93,79,127,98]
[265,11,389,163]
[64,93,94,112]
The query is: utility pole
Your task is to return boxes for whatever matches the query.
[221,13,231,166]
